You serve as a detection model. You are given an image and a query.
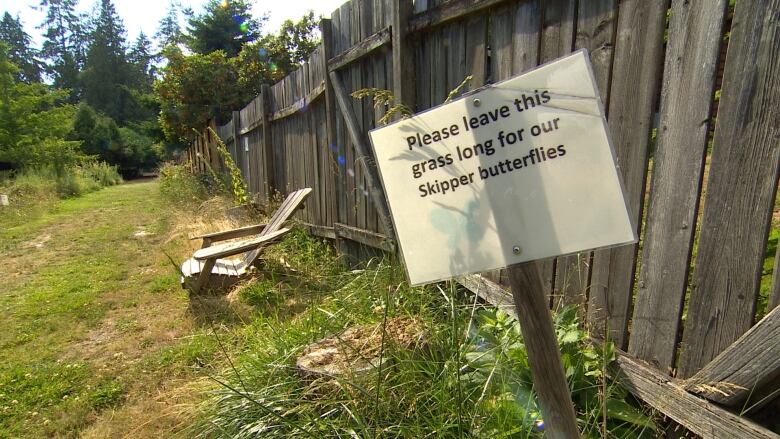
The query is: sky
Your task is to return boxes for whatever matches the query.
[0,0,348,50]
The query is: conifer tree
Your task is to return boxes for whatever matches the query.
[81,0,135,123]
[185,0,263,57]
[0,13,43,83]
[38,0,82,97]
[155,0,183,49]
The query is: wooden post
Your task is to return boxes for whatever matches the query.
[507,262,580,438]
[259,85,275,199]
[391,0,415,113]
[321,18,342,228]
[329,70,396,241]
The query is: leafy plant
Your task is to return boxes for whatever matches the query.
[208,126,249,206]
[350,88,413,125]
[461,306,655,438]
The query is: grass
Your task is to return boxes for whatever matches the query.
[0,179,240,438]
[0,166,667,438]
[189,229,656,438]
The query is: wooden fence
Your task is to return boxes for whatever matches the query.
[188,0,780,436]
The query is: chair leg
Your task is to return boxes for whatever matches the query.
[193,258,216,294]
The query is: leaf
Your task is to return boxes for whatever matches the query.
[605,399,656,430]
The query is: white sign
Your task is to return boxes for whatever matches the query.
[369,50,637,286]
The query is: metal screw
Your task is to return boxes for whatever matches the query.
[473,98,481,107]
[512,246,521,255]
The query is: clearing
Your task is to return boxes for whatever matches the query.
[0,179,234,438]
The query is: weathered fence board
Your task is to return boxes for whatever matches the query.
[678,0,780,378]
[628,0,728,371]
[587,0,667,348]
[185,0,780,432]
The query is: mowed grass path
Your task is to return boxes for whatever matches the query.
[0,180,219,438]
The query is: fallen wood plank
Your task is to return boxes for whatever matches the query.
[328,26,391,72]
[302,222,337,240]
[458,273,516,318]
[334,222,394,253]
[684,305,780,407]
[614,350,779,439]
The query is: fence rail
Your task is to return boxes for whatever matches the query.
[187,0,780,436]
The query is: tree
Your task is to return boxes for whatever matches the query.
[155,47,242,143]
[235,12,321,95]
[155,0,184,49]
[128,32,155,90]
[0,13,43,83]
[0,44,80,168]
[81,0,138,124]
[185,0,263,57]
[38,0,83,98]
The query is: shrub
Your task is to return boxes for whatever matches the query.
[158,163,210,205]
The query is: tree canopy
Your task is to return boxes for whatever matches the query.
[185,0,263,57]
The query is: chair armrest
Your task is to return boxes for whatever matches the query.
[193,228,289,260]
[190,224,268,247]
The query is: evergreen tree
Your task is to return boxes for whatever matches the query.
[185,0,263,57]
[0,13,43,83]
[38,0,82,97]
[128,32,155,90]
[81,0,135,123]
[155,0,183,49]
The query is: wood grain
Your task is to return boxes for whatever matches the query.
[678,0,780,378]
[628,0,728,371]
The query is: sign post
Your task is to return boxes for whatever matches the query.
[368,50,636,437]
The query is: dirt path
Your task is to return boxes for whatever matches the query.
[0,181,220,438]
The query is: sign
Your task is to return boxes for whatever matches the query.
[369,50,637,286]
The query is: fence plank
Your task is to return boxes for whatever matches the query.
[684,305,780,407]
[587,0,667,347]
[678,0,780,378]
[553,0,617,313]
[330,70,395,240]
[614,350,778,439]
[628,0,728,371]
[328,26,391,72]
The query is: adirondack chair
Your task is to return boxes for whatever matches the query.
[181,188,312,293]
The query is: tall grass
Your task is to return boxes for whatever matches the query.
[192,230,656,438]
[0,162,122,224]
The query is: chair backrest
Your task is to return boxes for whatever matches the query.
[243,188,312,266]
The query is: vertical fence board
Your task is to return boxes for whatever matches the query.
[588,0,668,347]
[628,0,728,371]
[554,0,617,313]
[678,0,780,378]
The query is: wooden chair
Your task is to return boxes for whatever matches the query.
[181,188,312,293]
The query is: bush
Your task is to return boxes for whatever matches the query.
[158,163,210,205]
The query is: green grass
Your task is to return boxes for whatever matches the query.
[0,180,208,438]
[191,230,656,438]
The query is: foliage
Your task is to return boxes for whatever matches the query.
[193,236,656,438]
[38,0,85,100]
[81,0,138,125]
[0,46,82,169]
[0,162,121,211]
[185,0,263,57]
[70,103,160,176]
[208,127,248,205]
[0,13,43,83]
[463,306,655,438]
[155,0,185,49]
[235,12,321,95]
[157,13,321,145]
[155,47,243,143]
[158,162,210,205]
[351,88,412,125]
